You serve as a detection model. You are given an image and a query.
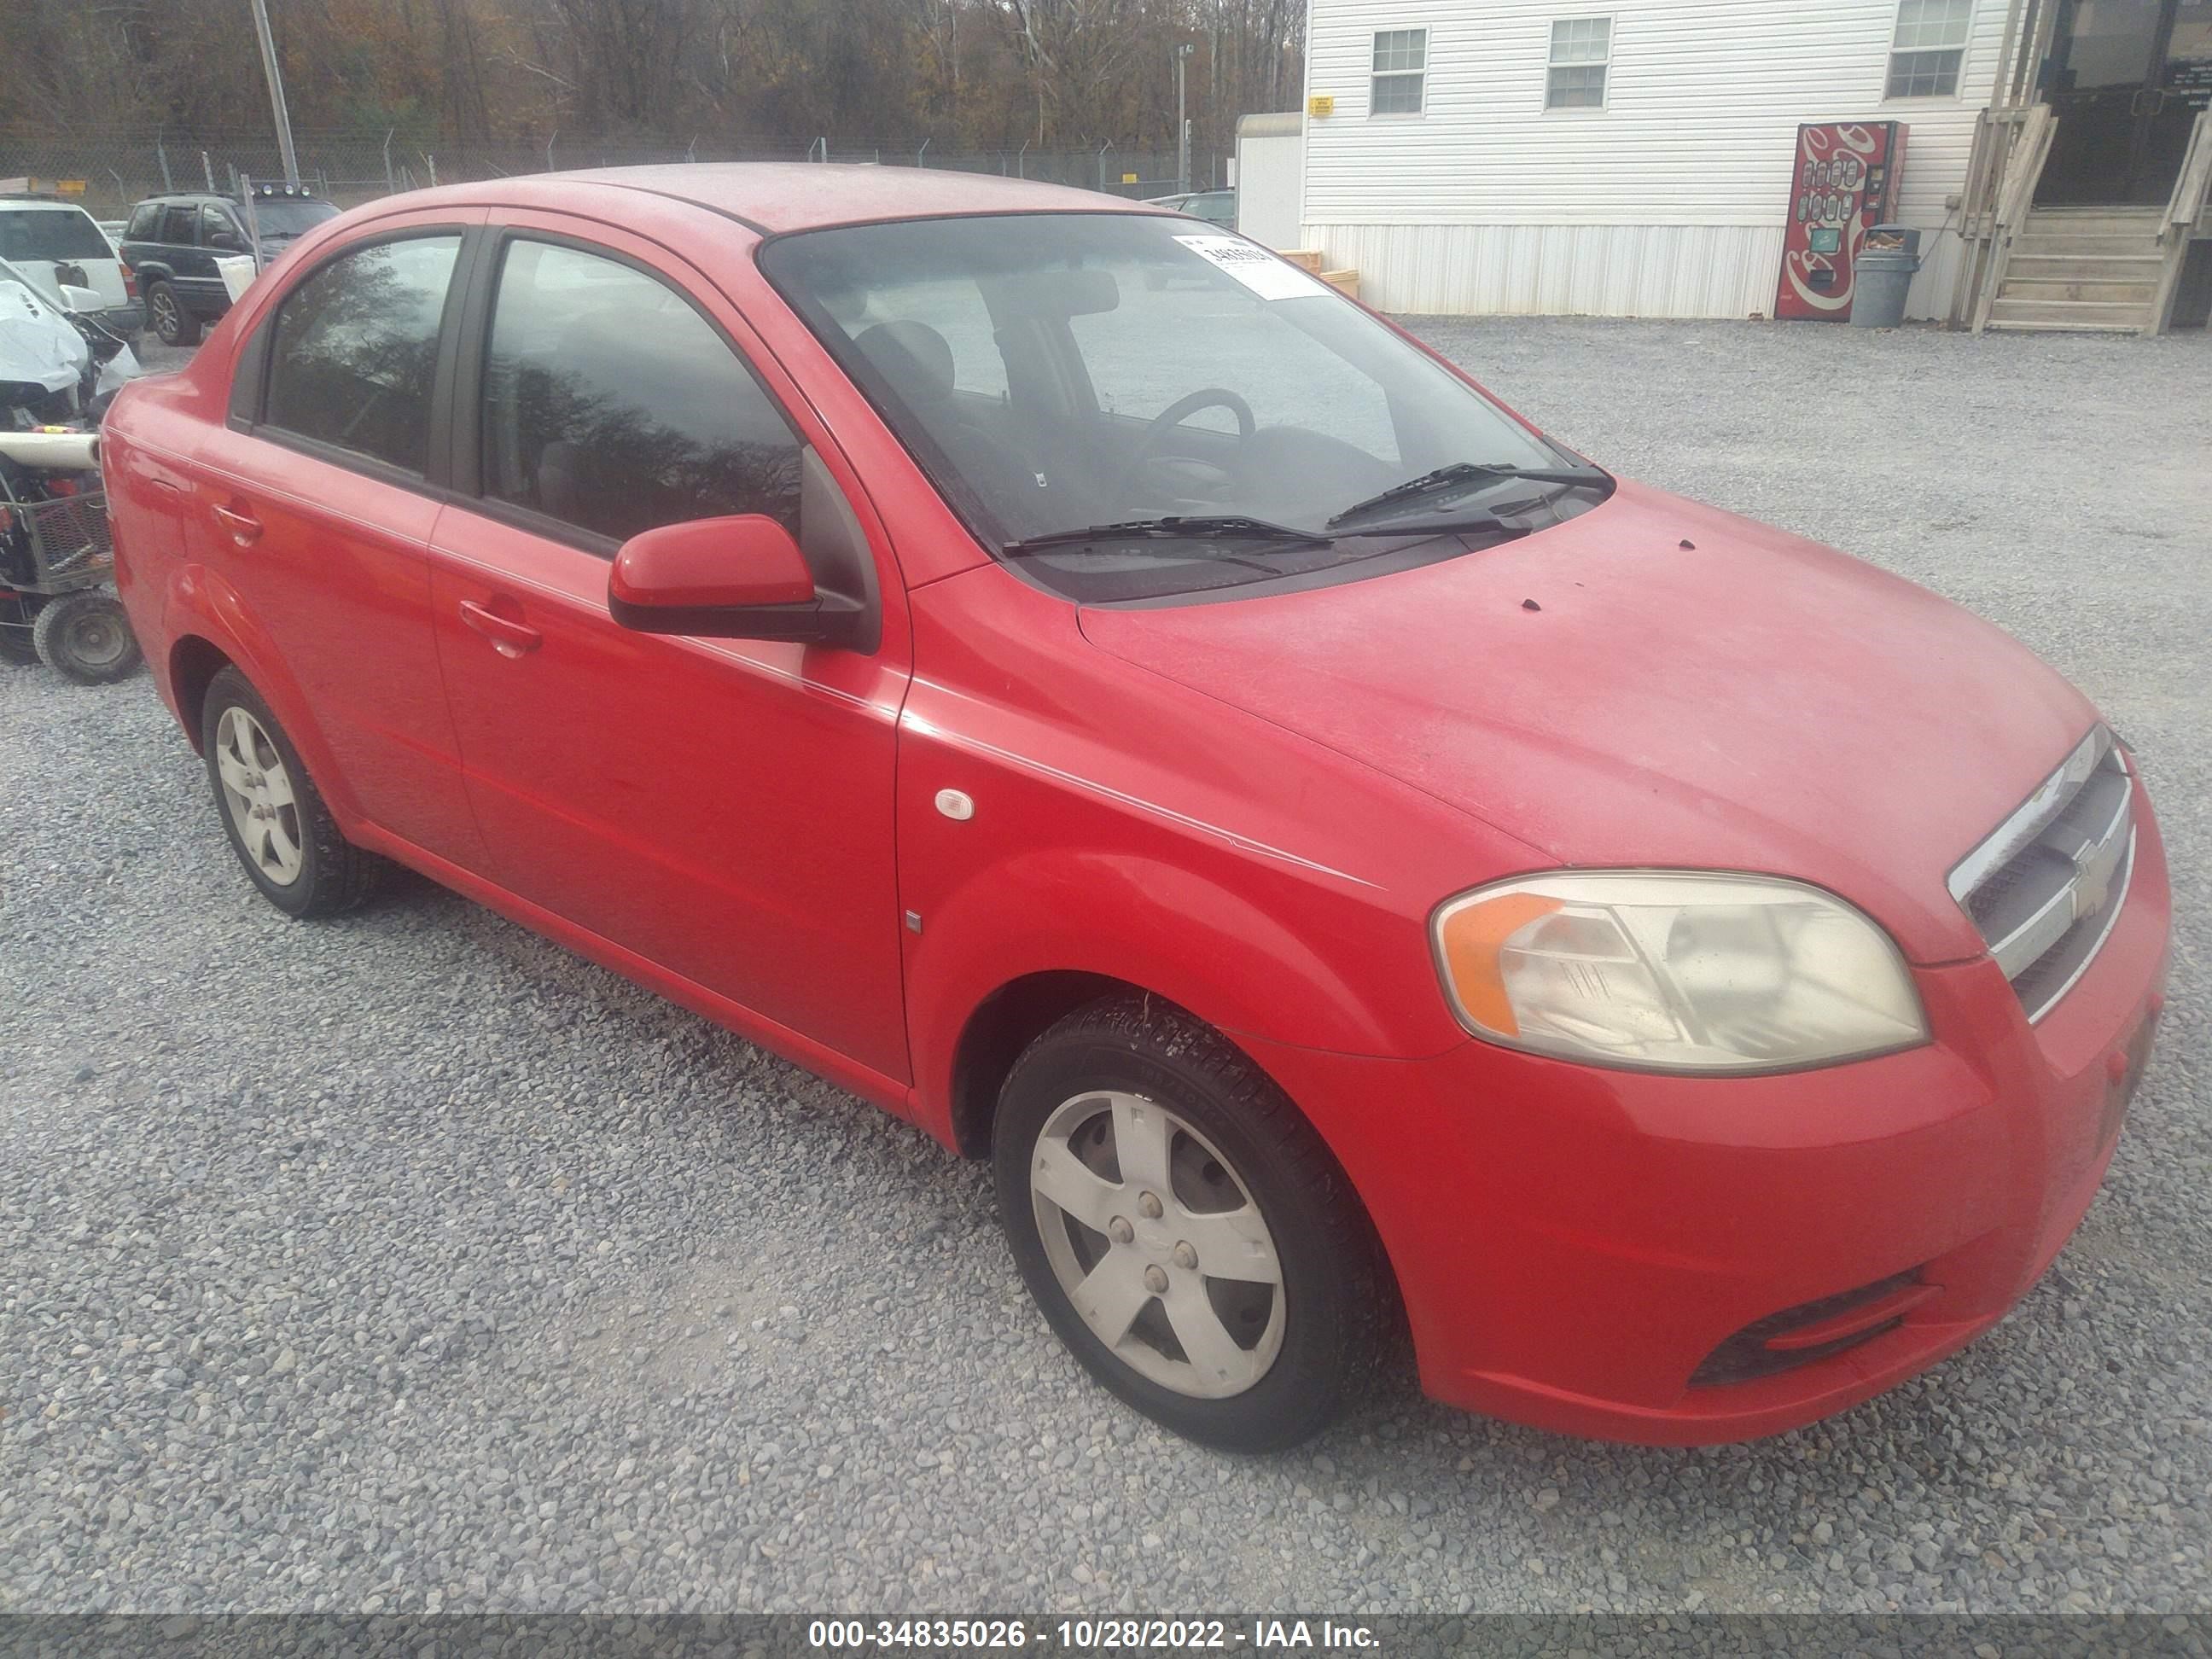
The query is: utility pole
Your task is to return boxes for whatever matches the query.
[1174,42,1195,193]
[247,0,302,188]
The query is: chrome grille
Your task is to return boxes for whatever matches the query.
[1949,727,2134,1023]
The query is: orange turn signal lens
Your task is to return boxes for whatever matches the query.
[1435,891,1562,1038]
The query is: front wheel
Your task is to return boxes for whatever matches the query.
[993,995,1392,1452]
[32,591,143,684]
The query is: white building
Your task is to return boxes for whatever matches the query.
[1279,0,2212,330]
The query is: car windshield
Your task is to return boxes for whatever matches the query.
[251,199,340,236]
[0,207,113,263]
[762,212,1602,601]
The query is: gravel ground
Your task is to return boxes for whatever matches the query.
[3,321,2208,1616]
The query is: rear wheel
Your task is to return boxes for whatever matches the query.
[200,667,382,917]
[147,280,201,348]
[993,995,1391,1452]
[32,591,142,684]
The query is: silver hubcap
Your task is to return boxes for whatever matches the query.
[1031,1091,1284,1399]
[213,707,304,885]
[153,290,178,334]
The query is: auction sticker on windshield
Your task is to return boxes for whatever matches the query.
[1173,235,1330,301]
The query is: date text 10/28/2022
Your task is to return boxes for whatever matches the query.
[808,1619,1382,1650]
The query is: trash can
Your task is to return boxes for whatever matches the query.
[1850,225,1922,329]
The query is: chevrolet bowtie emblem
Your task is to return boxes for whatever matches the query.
[2070,838,2114,921]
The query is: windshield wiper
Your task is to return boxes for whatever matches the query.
[1000,515,1332,559]
[1327,461,1607,529]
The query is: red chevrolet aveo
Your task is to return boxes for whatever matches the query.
[102,167,2169,1452]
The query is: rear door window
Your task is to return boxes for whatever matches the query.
[261,234,463,475]
[476,237,803,546]
[158,206,198,245]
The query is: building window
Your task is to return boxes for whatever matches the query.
[1546,17,1612,109]
[1371,28,1427,115]
[1886,0,1972,98]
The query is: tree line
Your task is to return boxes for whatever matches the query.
[0,0,1307,157]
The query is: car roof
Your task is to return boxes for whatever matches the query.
[427,164,1160,235]
[0,195,99,210]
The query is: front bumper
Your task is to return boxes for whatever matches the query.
[1243,798,2171,1445]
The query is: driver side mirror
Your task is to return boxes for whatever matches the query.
[208,231,247,253]
[608,514,867,648]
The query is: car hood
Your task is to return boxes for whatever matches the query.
[1076,480,2098,963]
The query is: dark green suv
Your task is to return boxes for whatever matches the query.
[119,188,340,346]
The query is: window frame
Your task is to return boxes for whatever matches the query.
[242,225,480,492]
[1883,0,1975,101]
[1544,14,1615,113]
[1368,26,1429,119]
[446,226,812,561]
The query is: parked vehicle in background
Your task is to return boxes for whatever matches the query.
[119,185,338,346]
[0,195,143,339]
[102,167,2169,1453]
[1143,188,1237,230]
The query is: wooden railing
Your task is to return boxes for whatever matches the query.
[2164,108,2212,242]
[1969,103,2057,335]
[2149,108,2212,335]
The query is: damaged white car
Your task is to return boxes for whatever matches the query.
[2,253,143,425]
[3,254,143,682]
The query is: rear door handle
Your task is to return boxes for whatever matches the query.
[458,598,543,659]
[211,503,262,546]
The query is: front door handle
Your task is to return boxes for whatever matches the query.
[211,503,262,546]
[458,598,543,659]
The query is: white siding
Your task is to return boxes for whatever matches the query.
[1301,0,2005,317]
[1315,212,1971,317]
[1236,119,1308,250]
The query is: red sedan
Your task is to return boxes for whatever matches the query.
[100,167,2169,1452]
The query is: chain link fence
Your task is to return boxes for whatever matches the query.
[0,130,1227,221]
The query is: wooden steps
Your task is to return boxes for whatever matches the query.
[1988,207,2167,333]
[2000,277,2161,305]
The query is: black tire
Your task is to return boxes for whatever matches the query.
[993,994,1392,1452]
[32,590,143,684]
[0,595,38,665]
[200,666,383,917]
[147,280,201,348]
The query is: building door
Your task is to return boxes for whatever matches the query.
[2039,0,2212,205]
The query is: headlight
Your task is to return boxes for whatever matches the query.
[1431,871,1927,1074]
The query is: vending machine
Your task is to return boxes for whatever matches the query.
[1774,121,1908,321]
